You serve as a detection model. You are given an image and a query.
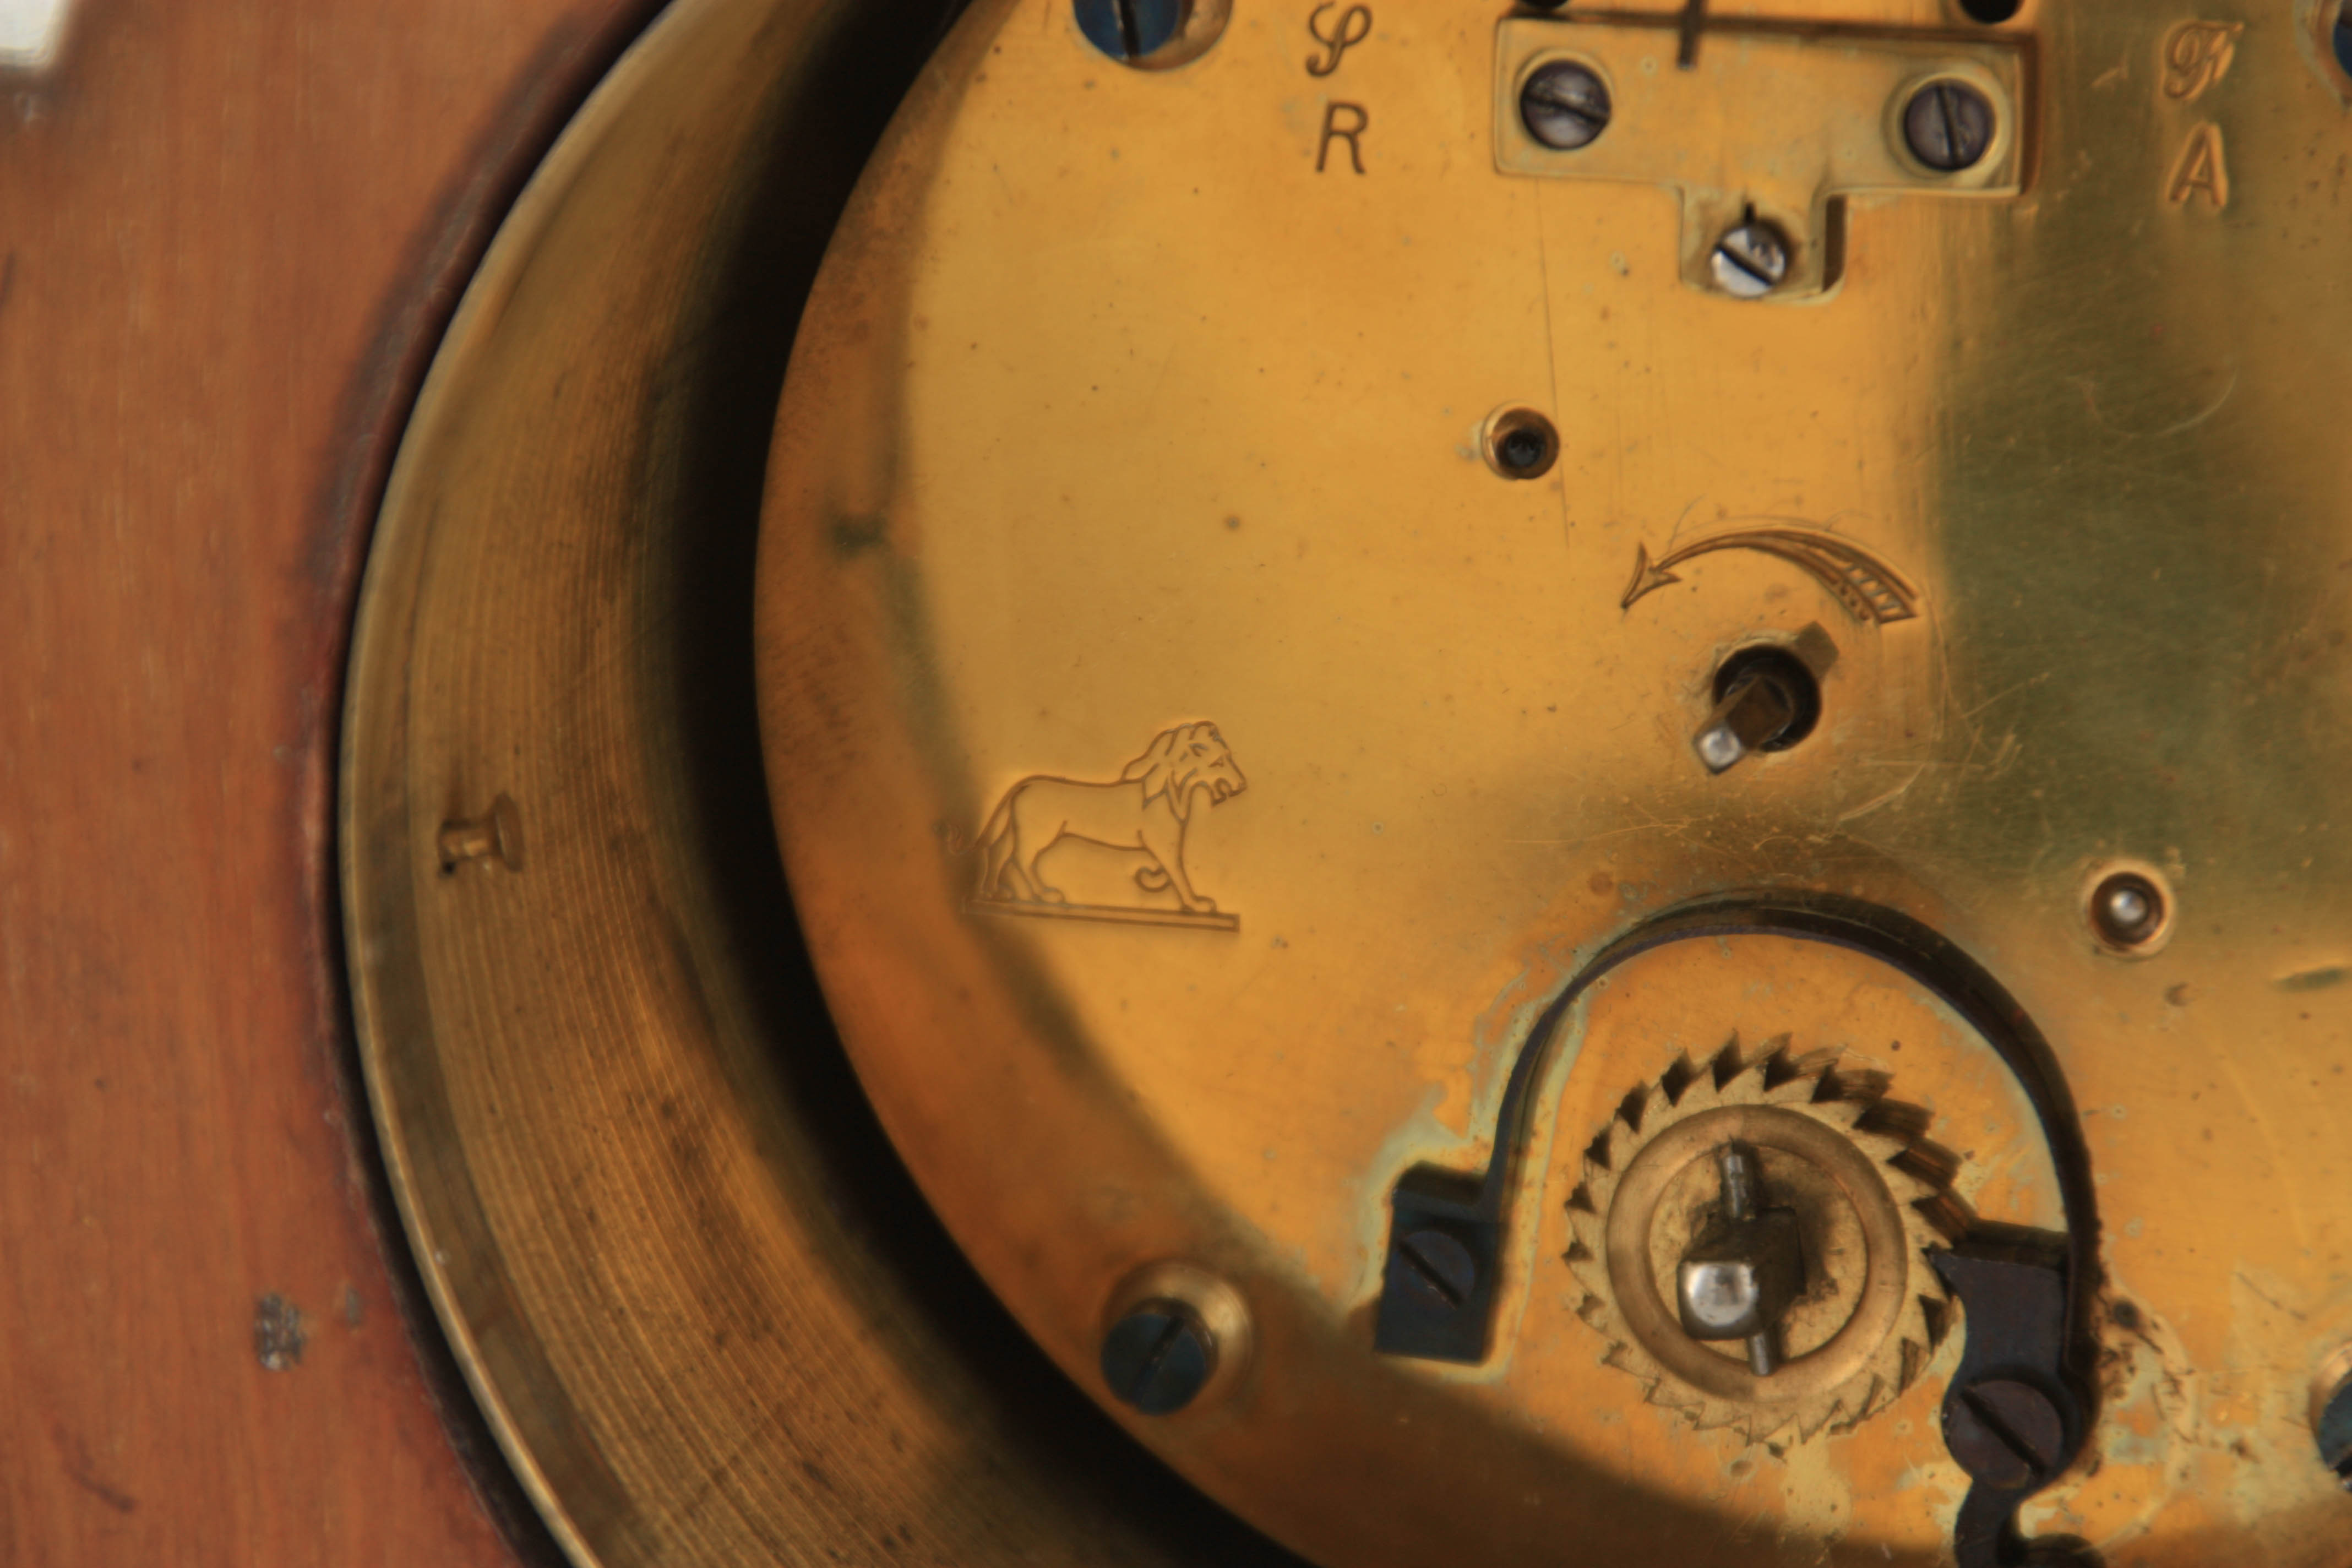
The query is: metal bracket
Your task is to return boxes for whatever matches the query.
[1495,14,2032,300]
[1933,1231,2100,1568]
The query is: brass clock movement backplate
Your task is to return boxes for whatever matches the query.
[754,0,2352,1562]
[345,0,2352,1564]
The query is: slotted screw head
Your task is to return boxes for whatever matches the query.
[1903,80,1995,172]
[1946,1378,2066,1489]
[1100,1302,1216,1415]
[1709,222,1789,298]
[1394,1229,1478,1311]
[1521,61,1612,150]
[1072,0,1183,62]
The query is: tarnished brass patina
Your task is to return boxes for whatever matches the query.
[345,0,2352,1564]
[753,0,2352,1561]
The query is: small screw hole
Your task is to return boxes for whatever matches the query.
[1958,0,2022,22]
[1484,409,1560,480]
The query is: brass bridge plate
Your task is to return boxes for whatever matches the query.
[1495,13,2029,297]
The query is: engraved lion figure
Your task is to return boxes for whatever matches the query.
[971,722,1246,915]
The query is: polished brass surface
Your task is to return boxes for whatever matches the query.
[754,0,2352,1562]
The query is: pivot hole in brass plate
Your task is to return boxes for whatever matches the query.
[1483,407,1560,481]
[1693,638,1830,776]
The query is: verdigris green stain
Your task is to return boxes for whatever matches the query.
[829,513,889,556]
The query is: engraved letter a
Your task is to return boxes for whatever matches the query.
[2168,123,2229,210]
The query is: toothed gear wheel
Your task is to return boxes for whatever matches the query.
[1564,1042,1965,1446]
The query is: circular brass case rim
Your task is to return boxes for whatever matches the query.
[1604,1104,1912,1408]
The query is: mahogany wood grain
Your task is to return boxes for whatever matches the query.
[0,3,652,1562]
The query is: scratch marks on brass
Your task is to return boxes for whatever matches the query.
[962,722,1247,932]
[1621,524,1921,627]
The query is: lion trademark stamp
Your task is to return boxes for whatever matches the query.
[960,722,1247,932]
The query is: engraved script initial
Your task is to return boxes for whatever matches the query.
[1306,3,1371,76]
[2162,21,2242,101]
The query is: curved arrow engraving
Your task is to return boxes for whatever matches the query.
[1621,525,1920,626]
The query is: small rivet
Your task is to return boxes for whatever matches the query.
[438,794,525,874]
[2089,870,2166,951]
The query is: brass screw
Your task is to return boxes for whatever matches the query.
[438,794,525,874]
[1902,80,1995,172]
[1709,221,1790,298]
[1521,60,1612,151]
